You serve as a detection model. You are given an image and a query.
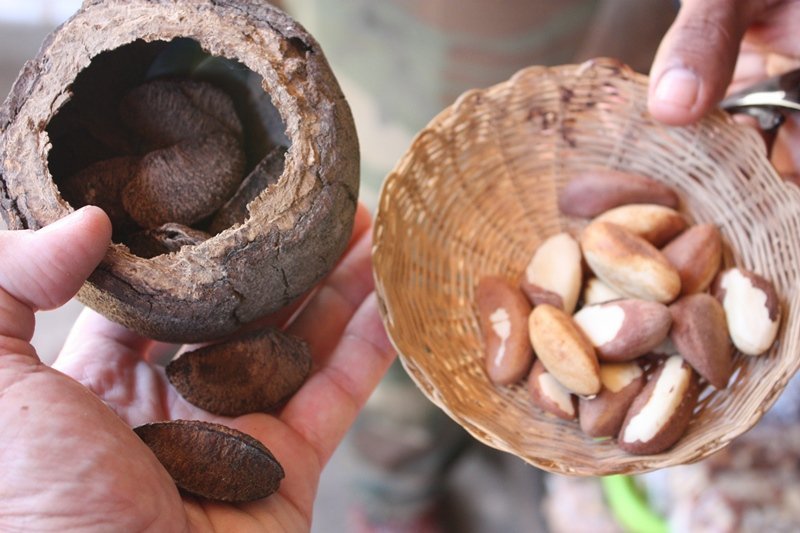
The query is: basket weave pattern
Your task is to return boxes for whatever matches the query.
[372,59,800,475]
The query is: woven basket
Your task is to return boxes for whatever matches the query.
[372,58,800,476]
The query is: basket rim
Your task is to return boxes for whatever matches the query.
[371,58,800,476]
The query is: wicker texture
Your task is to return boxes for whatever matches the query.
[372,59,800,476]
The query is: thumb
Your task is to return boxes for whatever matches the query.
[648,0,761,125]
[0,206,111,330]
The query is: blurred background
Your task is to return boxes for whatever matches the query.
[4,2,800,532]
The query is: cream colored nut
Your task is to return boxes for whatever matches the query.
[579,362,645,438]
[669,293,732,389]
[595,204,687,247]
[582,277,623,306]
[527,360,577,420]
[662,223,722,295]
[520,233,582,314]
[528,304,601,396]
[573,299,672,362]
[713,268,781,356]
[557,169,679,218]
[477,276,534,385]
[581,221,681,303]
[619,355,699,455]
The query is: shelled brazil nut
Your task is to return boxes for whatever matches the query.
[477,169,781,455]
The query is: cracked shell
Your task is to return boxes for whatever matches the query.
[0,0,359,342]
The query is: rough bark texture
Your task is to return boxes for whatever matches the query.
[0,0,359,342]
[134,420,284,502]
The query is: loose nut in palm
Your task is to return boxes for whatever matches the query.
[527,360,577,420]
[573,299,672,362]
[558,170,679,218]
[167,327,312,416]
[0,1,360,342]
[477,276,533,385]
[581,221,681,303]
[595,204,687,247]
[662,223,722,295]
[528,304,600,396]
[619,355,699,455]
[713,268,781,356]
[134,420,284,502]
[520,232,582,313]
[579,362,645,438]
[669,293,732,389]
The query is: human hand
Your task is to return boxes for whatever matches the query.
[647,0,800,177]
[0,204,395,532]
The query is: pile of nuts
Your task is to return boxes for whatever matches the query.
[477,169,781,454]
[61,78,286,256]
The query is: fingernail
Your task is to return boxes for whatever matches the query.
[654,67,700,111]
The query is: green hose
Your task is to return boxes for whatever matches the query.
[601,475,668,533]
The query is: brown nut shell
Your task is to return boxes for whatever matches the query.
[167,327,312,416]
[573,299,672,362]
[527,360,577,420]
[59,156,141,239]
[528,304,600,396]
[558,170,679,218]
[477,276,533,385]
[581,221,681,303]
[122,131,246,228]
[618,355,699,455]
[0,1,360,342]
[579,362,645,438]
[120,79,243,146]
[134,420,284,502]
[669,293,732,389]
[662,223,722,295]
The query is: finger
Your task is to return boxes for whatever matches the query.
[648,0,764,124]
[745,2,800,60]
[0,206,111,343]
[771,114,800,177]
[52,308,170,421]
[348,201,372,253]
[286,228,374,367]
[176,201,374,354]
[280,292,395,466]
[57,307,153,367]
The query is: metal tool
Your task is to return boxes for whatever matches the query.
[720,67,800,132]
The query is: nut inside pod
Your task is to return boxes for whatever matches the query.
[0,0,359,342]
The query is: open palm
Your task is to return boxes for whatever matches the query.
[0,204,394,532]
